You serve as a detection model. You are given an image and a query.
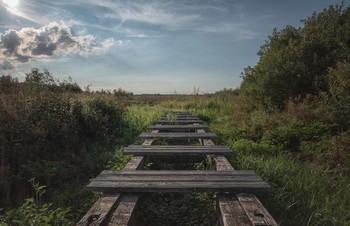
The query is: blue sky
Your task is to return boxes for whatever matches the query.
[0,0,347,94]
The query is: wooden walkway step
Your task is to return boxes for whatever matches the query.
[155,119,203,124]
[80,111,277,226]
[161,116,199,120]
[163,111,192,115]
[148,124,208,130]
[124,145,232,156]
[87,170,271,193]
[139,132,217,139]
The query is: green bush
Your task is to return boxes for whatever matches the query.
[261,120,334,152]
[0,198,72,226]
[80,96,123,143]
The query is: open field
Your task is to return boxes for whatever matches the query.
[1,84,349,225]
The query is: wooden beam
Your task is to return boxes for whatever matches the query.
[197,128,277,226]
[217,194,251,226]
[106,128,159,226]
[148,125,208,130]
[139,132,217,139]
[76,194,121,226]
[155,120,203,124]
[163,111,192,116]
[124,145,232,157]
[106,194,140,226]
[160,116,200,120]
[87,170,271,193]
[78,128,158,225]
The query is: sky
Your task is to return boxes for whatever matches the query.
[0,0,347,94]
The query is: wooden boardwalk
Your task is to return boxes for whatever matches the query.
[78,112,278,226]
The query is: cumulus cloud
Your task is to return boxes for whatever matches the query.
[0,21,117,69]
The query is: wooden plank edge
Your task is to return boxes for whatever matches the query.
[197,128,277,226]
[107,193,141,226]
[78,127,158,225]
[77,194,121,226]
[104,129,158,225]
[237,193,278,226]
[214,154,277,225]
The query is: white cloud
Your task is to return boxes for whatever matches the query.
[0,21,117,69]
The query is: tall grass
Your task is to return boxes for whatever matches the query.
[155,92,350,225]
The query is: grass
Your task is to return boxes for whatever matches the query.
[2,89,349,225]
[137,93,350,226]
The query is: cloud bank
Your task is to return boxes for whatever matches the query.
[0,21,116,69]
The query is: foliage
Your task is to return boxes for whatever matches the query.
[240,3,350,109]
[0,178,72,226]
[2,3,350,225]
[326,61,350,125]
[106,147,132,171]
[0,69,125,224]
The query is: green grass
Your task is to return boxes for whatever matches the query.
[2,90,349,225]
[154,94,350,226]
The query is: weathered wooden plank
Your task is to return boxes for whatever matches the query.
[77,155,146,226]
[197,128,255,226]
[98,170,257,176]
[78,127,158,225]
[148,125,208,130]
[211,143,277,225]
[87,170,271,193]
[160,116,200,120]
[94,174,263,182]
[163,111,192,115]
[126,145,229,150]
[77,194,121,226]
[139,132,217,139]
[141,128,159,146]
[123,156,146,171]
[124,149,232,156]
[107,194,140,226]
[155,119,203,124]
[124,145,232,156]
[87,181,271,193]
[196,127,216,146]
[105,128,159,226]
[215,155,235,171]
[237,193,278,226]
[217,194,251,226]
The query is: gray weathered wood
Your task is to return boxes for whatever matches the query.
[217,194,251,226]
[124,145,232,157]
[87,181,270,193]
[87,170,271,193]
[106,128,159,226]
[211,143,277,225]
[196,127,216,146]
[148,125,208,130]
[215,155,234,171]
[106,194,140,226]
[163,111,192,115]
[198,130,274,226]
[97,170,261,177]
[161,116,200,120]
[78,128,158,225]
[76,194,121,226]
[237,193,278,226]
[139,132,217,139]
[155,119,203,124]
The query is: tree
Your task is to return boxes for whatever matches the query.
[240,3,350,109]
